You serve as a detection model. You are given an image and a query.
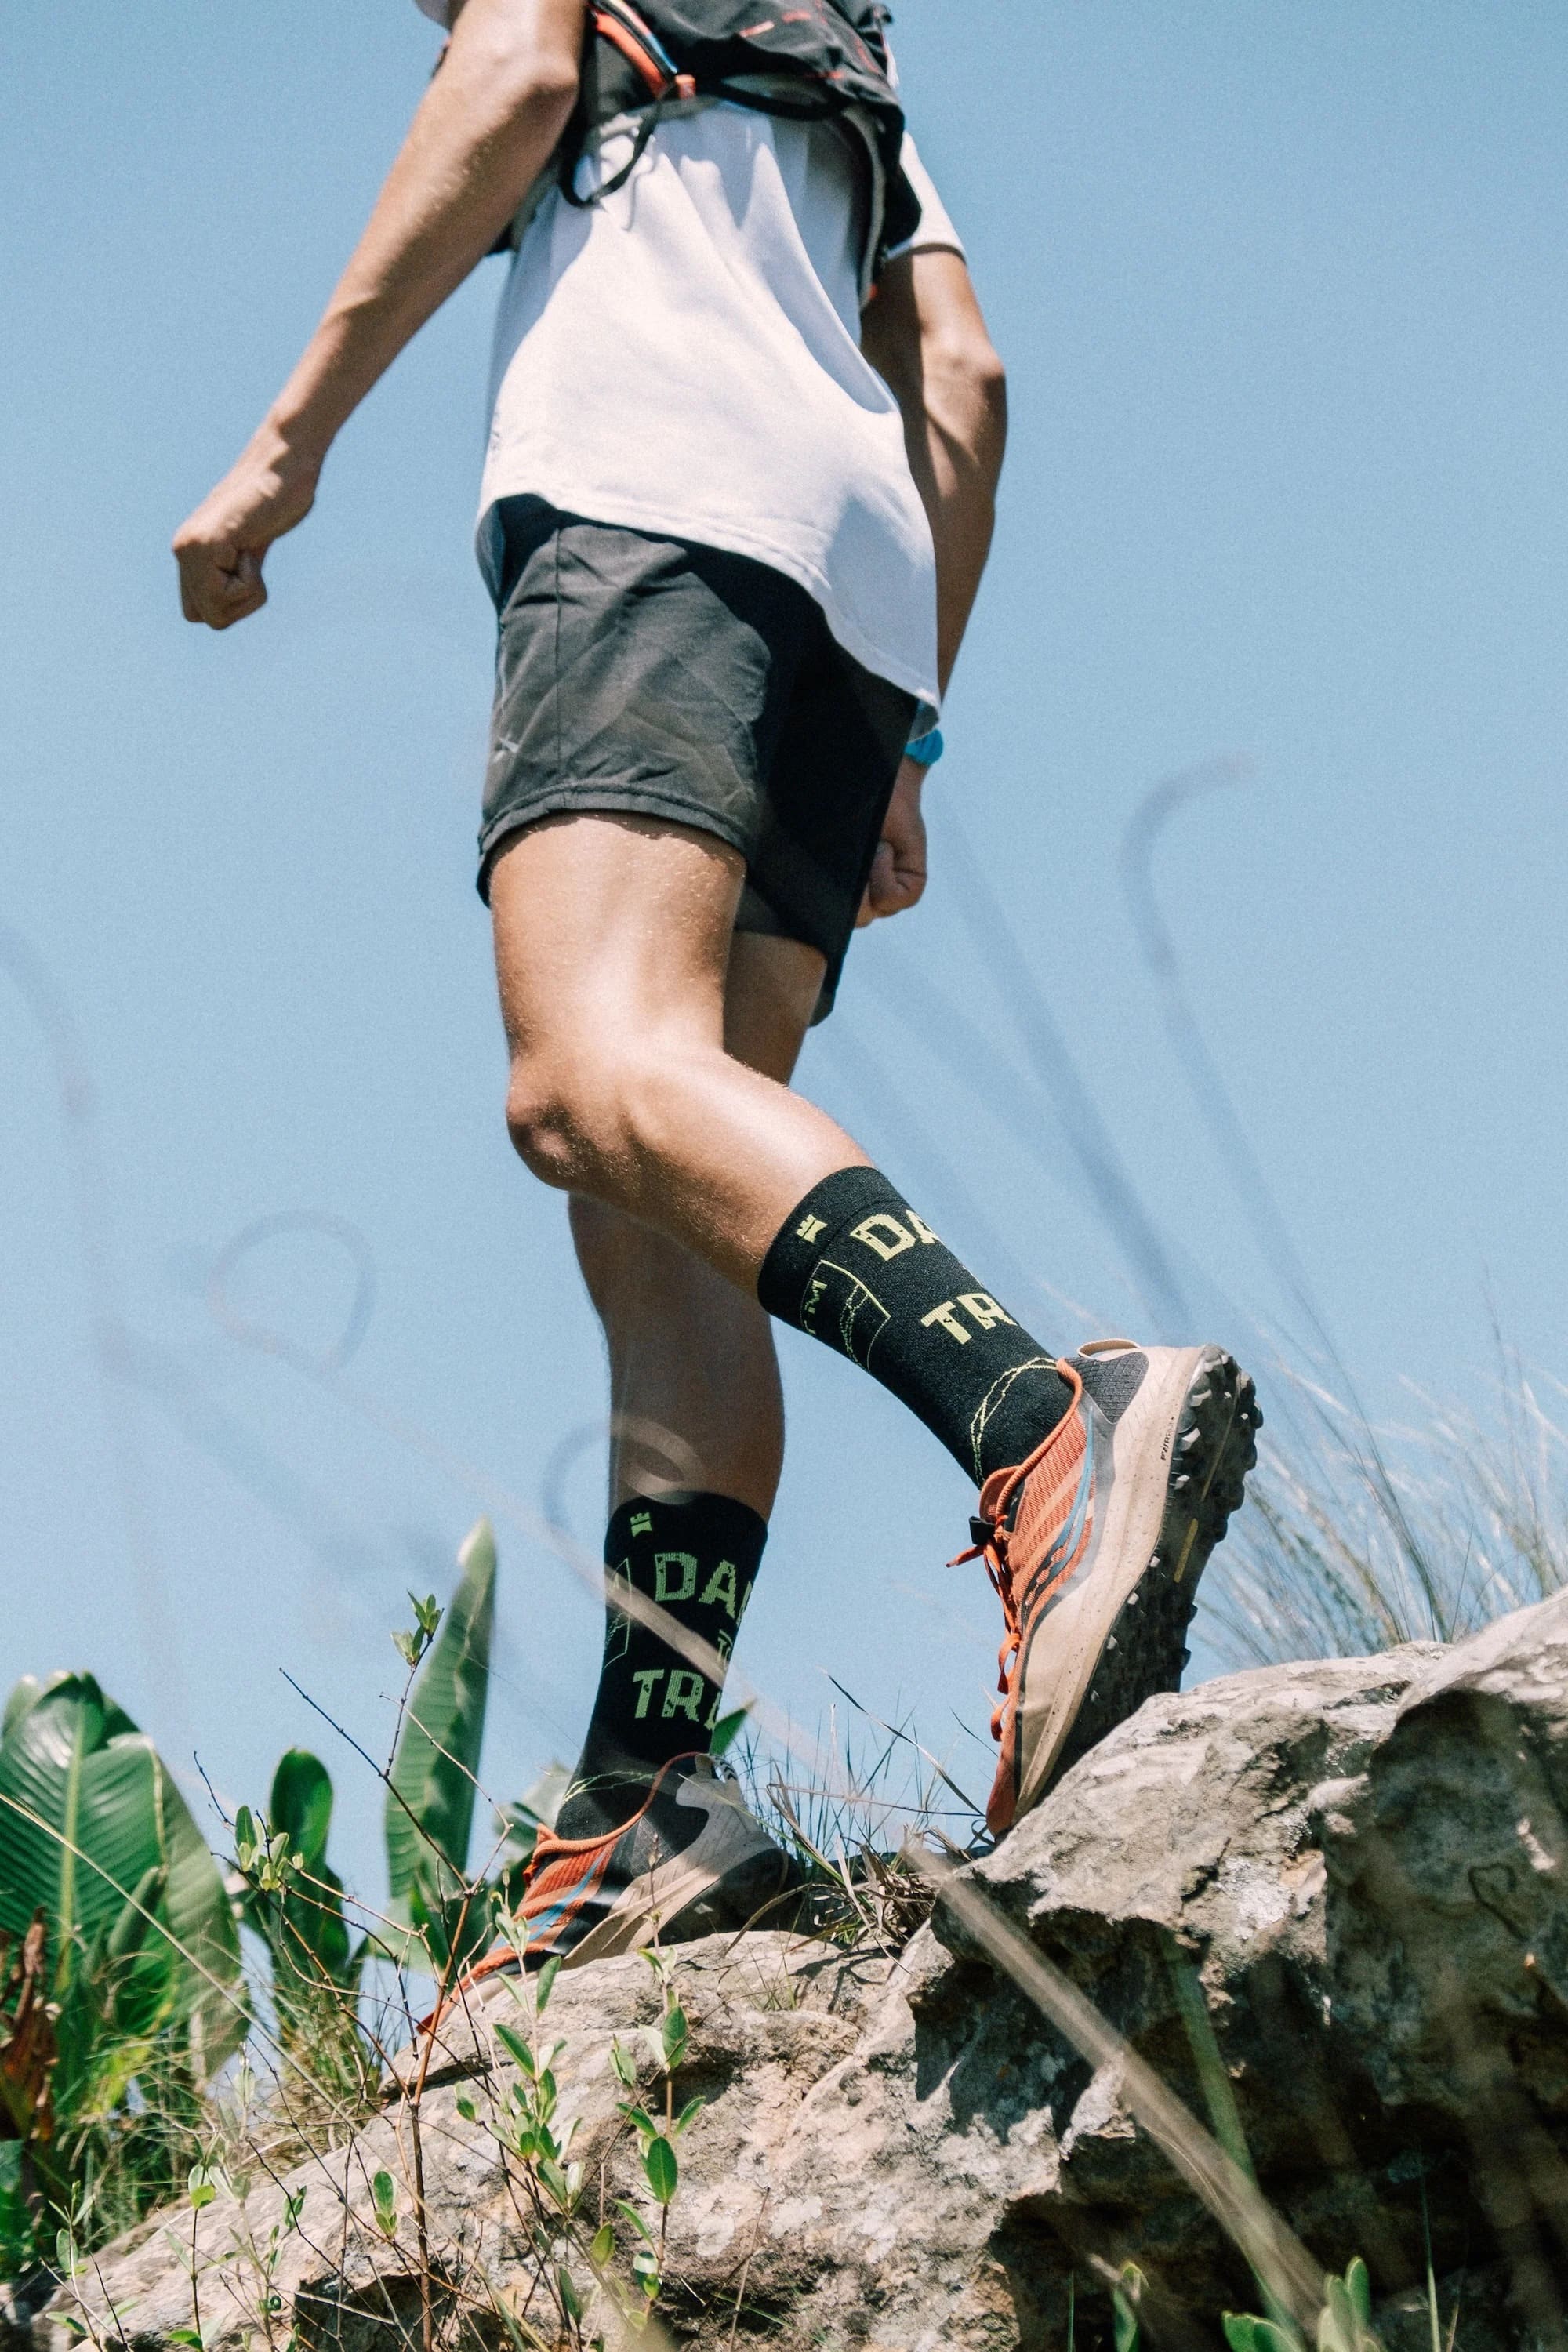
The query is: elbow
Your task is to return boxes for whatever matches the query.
[924,328,1008,462]
[504,55,580,136]
[461,16,580,132]
[944,331,1007,417]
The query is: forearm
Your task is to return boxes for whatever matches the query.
[863,249,1007,696]
[274,0,583,462]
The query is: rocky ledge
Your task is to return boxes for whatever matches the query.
[24,1590,1568,2352]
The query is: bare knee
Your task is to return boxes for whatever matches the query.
[504,1051,608,1192]
[504,1037,674,1194]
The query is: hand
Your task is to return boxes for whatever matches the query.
[856,756,928,926]
[172,419,322,630]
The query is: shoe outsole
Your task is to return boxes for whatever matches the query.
[1046,1346,1261,1789]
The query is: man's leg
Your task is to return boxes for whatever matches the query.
[557,931,820,1831]
[492,809,1256,1837]
[492,811,1075,1468]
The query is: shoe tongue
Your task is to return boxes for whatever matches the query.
[1071,1346,1149,1423]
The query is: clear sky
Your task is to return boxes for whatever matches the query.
[5,2,1567,1899]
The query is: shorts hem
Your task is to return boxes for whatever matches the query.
[477,783,752,902]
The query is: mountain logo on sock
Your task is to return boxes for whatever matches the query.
[804,1261,891,1369]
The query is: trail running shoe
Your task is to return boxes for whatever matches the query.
[454,1754,804,1992]
[956,1340,1261,1835]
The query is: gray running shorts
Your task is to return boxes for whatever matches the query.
[478,499,917,1022]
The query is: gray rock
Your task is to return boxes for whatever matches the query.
[29,1592,1568,2351]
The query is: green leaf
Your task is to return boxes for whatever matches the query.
[672,2094,705,2137]
[1112,2262,1145,2352]
[456,2093,477,2123]
[0,1672,243,2068]
[613,2198,655,2246]
[169,2330,205,2348]
[642,2134,677,2205]
[495,2020,536,2077]
[1226,2321,1299,2352]
[2,1679,44,1748]
[709,1707,750,1758]
[535,1954,561,2014]
[371,2170,397,2239]
[0,2141,32,2272]
[589,2223,615,2266]
[187,2165,216,2212]
[557,2267,583,2323]
[611,2038,638,2091]
[385,1524,496,1915]
[617,2103,658,2142]
[268,1751,333,1872]
[661,2004,688,2069]
[1345,2259,1372,2329]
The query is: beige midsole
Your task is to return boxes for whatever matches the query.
[557,1781,776,1969]
[1014,1345,1211,1813]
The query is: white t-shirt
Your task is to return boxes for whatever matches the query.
[476,115,964,706]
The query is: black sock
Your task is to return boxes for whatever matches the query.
[757,1167,1076,1486]
[556,1492,766,1839]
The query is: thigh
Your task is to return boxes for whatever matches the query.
[723,929,826,1083]
[489,809,745,1063]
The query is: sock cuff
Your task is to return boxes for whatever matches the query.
[757,1164,902,1319]
[605,1490,769,1570]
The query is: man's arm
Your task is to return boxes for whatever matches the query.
[856,245,1007,922]
[862,245,1007,696]
[173,0,586,630]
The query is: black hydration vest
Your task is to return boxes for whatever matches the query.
[554,0,920,285]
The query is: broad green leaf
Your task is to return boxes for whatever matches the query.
[535,1954,561,2014]
[1345,2259,1372,2329]
[1224,2321,1261,2352]
[557,2267,583,2323]
[672,2094,705,2137]
[268,1751,334,1873]
[709,1707,750,1758]
[661,2005,688,2069]
[0,1673,241,2067]
[642,2134,677,2205]
[2,1679,44,1746]
[385,1523,496,1914]
[589,2223,615,2267]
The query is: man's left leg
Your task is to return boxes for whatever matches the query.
[557,931,821,1839]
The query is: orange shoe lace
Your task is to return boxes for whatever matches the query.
[949,1357,1086,1743]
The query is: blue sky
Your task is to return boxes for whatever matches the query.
[5,2,1567,1898]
